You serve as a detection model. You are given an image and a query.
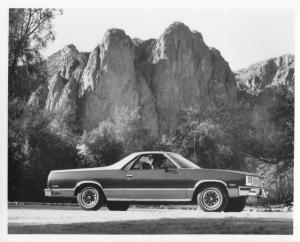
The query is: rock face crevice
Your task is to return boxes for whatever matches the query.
[39,22,239,136]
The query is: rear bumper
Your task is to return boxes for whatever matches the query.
[238,186,267,198]
[44,188,74,197]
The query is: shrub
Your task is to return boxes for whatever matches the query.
[78,121,124,167]
[158,120,241,169]
[256,162,293,205]
[8,99,78,201]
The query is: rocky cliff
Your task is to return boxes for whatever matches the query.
[31,22,237,136]
[236,54,294,142]
[236,54,294,95]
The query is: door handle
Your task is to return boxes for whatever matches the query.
[126,174,133,179]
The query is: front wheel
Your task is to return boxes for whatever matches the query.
[106,202,130,211]
[197,185,228,212]
[77,186,103,210]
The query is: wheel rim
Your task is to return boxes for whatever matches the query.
[200,188,223,211]
[81,187,99,208]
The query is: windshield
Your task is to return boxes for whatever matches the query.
[167,153,200,169]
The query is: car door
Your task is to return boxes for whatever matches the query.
[125,153,187,200]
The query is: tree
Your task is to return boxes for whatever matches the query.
[113,106,156,154]
[243,86,294,166]
[9,8,63,99]
[77,121,124,168]
[8,99,78,201]
[8,99,27,200]
[159,119,240,169]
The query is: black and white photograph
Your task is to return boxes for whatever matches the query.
[0,0,299,240]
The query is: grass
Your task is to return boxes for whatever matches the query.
[8,217,292,234]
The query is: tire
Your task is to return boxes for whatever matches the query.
[106,202,130,211]
[197,185,228,212]
[224,197,246,212]
[77,186,103,211]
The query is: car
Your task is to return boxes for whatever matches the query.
[44,151,266,212]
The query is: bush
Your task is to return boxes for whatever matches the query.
[8,99,78,201]
[158,120,241,169]
[256,162,293,205]
[77,121,124,167]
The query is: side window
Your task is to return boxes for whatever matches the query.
[151,155,177,170]
[131,155,152,170]
[129,154,177,170]
[122,158,137,170]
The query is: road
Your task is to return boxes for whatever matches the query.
[8,204,293,234]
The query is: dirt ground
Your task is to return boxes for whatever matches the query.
[8,204,293,234]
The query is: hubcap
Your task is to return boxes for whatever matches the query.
[81,188,98,208]
[201,188,223,210]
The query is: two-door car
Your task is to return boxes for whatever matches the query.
[45,151,266,212]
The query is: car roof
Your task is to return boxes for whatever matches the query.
[132,151,174,155]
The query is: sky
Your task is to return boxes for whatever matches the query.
[42,9,295,71]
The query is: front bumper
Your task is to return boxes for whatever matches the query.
[227,186,267,198]
[238,186,267,198]
[44,188,74,197]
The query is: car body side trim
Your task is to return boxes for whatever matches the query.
[193,180,228,190]
[106,198,191,202]
[44,188,74,197]
[103,188,193,191]
[74,180,104,191]
[51,188,75,191]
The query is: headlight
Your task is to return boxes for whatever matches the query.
[246,176,253,186]
[246,175,261,187]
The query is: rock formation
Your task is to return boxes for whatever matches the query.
[134,23,236,133]
[236,54,294,142]
[45,45,89,113]
[236,54,294,95]
[39,22,242,136]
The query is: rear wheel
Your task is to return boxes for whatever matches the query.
[197,185,228,212]
[77,186,103,210]
[106,202,130,211]
[224,197,246,212]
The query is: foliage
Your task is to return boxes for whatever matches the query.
[8,99,78,201]
[113,107,157,153]
[267,86,294,164]
[159,118,241,169]
[9,8,63,99]
[256,162,293,204]
[241,86,294,166]
[157,103,253,170]
[9,8,62,70]
[77,107,157,168]
[77,121,124,168]
[8,99,27,200]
